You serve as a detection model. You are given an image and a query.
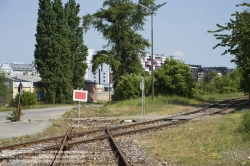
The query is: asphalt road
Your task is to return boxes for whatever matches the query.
[0,106,75,139]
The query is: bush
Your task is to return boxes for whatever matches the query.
[13,91,37,107]
[238,111,250,140]
[112,74,151,101]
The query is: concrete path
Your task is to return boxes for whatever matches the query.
[0,106,74,139]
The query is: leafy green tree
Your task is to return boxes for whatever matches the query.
[35,0,87,104]
[83,0,154,94]
[34,0,58,104]
[215,69,241,94]
[0,74,8,98]
[208,3,250,99]
[112,73,151,101]
[65,0,88,90]
[154,56,195,97]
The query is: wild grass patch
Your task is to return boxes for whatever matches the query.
[133,112,250,165]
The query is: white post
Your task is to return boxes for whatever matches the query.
[140,76,145,114]
[78,101,80,130]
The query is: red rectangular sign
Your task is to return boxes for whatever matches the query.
[73,90,88,102]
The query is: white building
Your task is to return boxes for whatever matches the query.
[87,48,166,91]
[0,63,13,75]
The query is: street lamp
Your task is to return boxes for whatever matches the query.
[139,2,167,100]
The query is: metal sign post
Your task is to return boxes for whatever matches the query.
[17,80,23,121]
[73,90,88,130]
[78,101,80,130]
[140,77,145,114]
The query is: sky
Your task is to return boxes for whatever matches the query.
[0,0,247,68]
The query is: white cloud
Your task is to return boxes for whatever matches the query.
[173,51,185,57]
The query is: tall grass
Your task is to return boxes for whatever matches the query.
[133,112,250,165]
[103,93,245,116]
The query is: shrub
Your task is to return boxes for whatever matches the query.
[13,91,37,107]
[112,74,151,101]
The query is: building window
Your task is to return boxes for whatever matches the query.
[94,76,96,79]
[103,76,105,78]
[103,80,105,82]
[36,92,45,101]
[103,73,105,75]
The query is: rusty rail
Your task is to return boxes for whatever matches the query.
[106,128,130,166]
[50,127,73,166]
[1,97,247,163]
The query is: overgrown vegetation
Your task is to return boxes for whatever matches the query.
[112,73,151,101]
[195,68,241,95]
[134,112,250,165]
[154,56,195,97]
[238,110,250,141]
[12,91,37,107]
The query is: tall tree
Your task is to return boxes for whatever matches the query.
[83,0,154,92]
[0,74,8,98]
[34,0,57,103]
[208,3,250,102]
[65,0,88,90]
[34,0,73,103]
[154,56,195,97]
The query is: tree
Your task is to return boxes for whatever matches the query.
[34,0,58,104]
[154,56,195,97]
[34,0,87,104]
[83,0,155,95]
[65,0,88,90]
[0,74,8,98]
[208,3,250,101]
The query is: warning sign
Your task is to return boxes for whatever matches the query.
[73,90,88,102]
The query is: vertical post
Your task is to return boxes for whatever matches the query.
[78,101,80,130]
[141,76,145,114]
[151,13,154,101]
[109,59,111,102]
[17,92,21,121]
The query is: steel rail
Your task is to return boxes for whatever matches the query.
[51,127,73,166]
[1,97,247,162]
[106,128,131,166]
[0,98,245,152]
[0,129,103,152]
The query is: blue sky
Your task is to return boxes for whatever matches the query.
[0,0,247,68]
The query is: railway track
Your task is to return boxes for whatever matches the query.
[0,97,248,165]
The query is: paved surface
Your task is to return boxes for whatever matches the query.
[0,106,74,139]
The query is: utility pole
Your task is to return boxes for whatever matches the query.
[139,2,167,100]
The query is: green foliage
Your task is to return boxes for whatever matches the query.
[195,69,241,95]
[83,0,155,98]
[0,74,8,98]
[154,56,195,97]
[208,3,250,94]
[65,0,88,90]
[34,0,87,104]
[112,73,151,101]
[6,110,18,122]
[238,110,250,140]
[13,91,37,107]
[195,81,218,95]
